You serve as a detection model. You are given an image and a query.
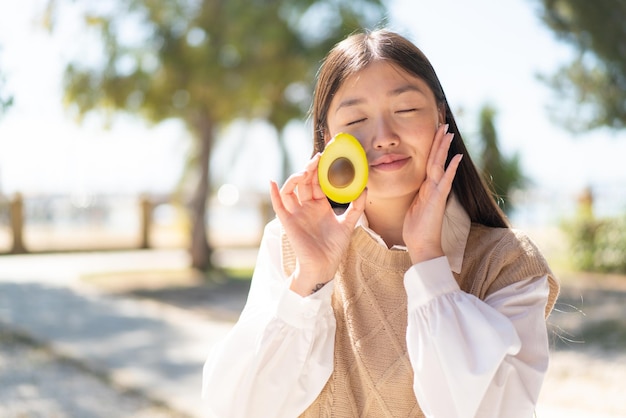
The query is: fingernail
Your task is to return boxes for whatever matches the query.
[444,123,449,134]
[449,133,455,143]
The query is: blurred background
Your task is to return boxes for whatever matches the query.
[0,0,625,417]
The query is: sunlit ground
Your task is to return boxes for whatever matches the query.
[1,197,625,417]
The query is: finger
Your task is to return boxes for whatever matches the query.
[269,180,289,221]
[428,132,454,181]
[426,124,448,167]
[305,152,322,171]
[439,133,455,170]
[425,127,447,180]
[311,179,326,200]
[296,153,323,201]
[280,171,304,194]
[280,171,307,210]
[311,155,328,200]
[341,188,367,227]
[438,154,463,193]
[296,177,314,202]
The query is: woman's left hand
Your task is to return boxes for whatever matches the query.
[402,124,463,264]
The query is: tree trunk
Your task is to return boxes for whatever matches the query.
[10,193,26,254]
[189,115,213,270]
[139,194,152,249]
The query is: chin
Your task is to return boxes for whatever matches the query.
[369,185,420,201]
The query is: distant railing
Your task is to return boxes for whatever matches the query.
[0,191,268,255]
[1,184,623,255]
[0,193,188,254]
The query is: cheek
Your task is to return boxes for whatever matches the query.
[397,113,437,134]
[401,124,435,154]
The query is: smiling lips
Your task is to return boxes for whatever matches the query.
[369,154,410,171]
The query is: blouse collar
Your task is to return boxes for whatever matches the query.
[356,193,471,274]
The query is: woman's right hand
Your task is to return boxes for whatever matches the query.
[270,153,367,296]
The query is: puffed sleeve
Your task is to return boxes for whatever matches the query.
[202,219,336,418]
[404,256,551,418]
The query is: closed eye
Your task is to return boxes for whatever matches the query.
[347,118,366,125]
[397,108,417,114]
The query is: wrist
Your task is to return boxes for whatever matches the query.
[408,247,444,265]
[289,270,334,297]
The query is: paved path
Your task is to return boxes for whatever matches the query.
[1,250,625,417]
[0,250,233,417]
[0,322,180,417]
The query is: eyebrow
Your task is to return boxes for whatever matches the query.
[390,84,426,97]
[335,97,365,112]
[334,83,426,113]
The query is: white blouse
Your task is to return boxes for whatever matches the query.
[202,198,552,418]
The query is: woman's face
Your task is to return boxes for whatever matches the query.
[326,60,444,201]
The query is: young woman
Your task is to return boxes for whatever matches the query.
[202,29,559,418]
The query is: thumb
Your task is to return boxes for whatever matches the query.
[341,188,367,227]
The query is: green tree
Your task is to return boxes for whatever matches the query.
[0,80,11,116]
[0,51,13,116]
[533,0,626,131]
[477,105,527,215]
[43,0,387,269]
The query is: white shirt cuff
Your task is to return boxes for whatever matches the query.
[275,280,335,329]
[404,256,460,312]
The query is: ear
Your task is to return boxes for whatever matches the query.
[314,129,329,154]
[324,130,333,145]
[438,103,446,126]
[319,128,332,150]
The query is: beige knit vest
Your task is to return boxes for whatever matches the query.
[281,224,559,418]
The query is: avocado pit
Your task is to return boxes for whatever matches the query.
[328,157,355,188]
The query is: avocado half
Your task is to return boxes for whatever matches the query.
[318,132,368,204]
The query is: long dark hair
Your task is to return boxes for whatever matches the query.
[311,29,508,228]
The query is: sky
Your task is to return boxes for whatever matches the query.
[0,0,624,218]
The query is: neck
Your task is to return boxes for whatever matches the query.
[364,193,415,248]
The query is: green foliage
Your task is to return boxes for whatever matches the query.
[562,211,626,273]
[476,105,527,215]
[43,0,387,268]
[0,81,11,115]
[0,51,13,116]
[534,0,626,131]
[47,0,386,131]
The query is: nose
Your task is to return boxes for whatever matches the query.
[372,116,399,149]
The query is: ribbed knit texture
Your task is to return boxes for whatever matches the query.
[454,224,559,318]
[281,224,559,418]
